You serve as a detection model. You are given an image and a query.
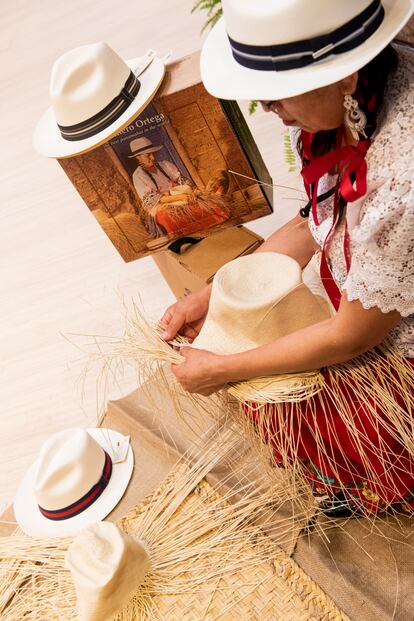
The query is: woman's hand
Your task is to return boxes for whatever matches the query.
[171,346,229,396]
[160,285,212,342]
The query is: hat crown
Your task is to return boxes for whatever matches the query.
[67,522,126,585]
[34,429,106,511]
[66,522,150,619]
[50,42,131,126]
[223,0,375,46]
[192,253,331,355]
[216,252,302,311]
[129,137,153,152]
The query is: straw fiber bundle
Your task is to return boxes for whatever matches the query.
[77,300,414,518]
[0,438,349,621]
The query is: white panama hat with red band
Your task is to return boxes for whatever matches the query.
[33,42,166,159]
[13,428,134,537]
[200,0,414,101]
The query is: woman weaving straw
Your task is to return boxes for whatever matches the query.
[161,0,414,517]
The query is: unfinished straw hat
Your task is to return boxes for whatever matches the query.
[66,522,150,621]
[192,252,332,401]
[13,428,134,537]
[200,0,414,100]
[33,42,165,158]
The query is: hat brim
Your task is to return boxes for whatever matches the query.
[33,55,166,159]
[13,428,134,537]
[200,0,414,101]
[127,144,163,157]
[193,324,324,403]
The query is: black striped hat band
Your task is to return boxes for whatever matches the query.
[228,0,385,72]
[58,71,141,142]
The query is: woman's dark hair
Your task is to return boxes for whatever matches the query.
[298,44,398,217]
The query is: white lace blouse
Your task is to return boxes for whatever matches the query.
[303,45,414,357]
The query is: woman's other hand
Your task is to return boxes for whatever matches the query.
[171,346,228,396]
[160,284,212,342]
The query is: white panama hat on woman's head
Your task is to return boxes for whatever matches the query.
[200,0,414,101]
[191,253,332,402]
[33,42,165,158]
[13,428,134,537]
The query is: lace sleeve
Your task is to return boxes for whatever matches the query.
[344,170,414,317]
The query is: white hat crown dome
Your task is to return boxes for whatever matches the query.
[223,0,375,46]
[200,0,414,101]
[67,522,126,586]
[50,42,131,126]
[34,428,106,511]
[67,522,150,621]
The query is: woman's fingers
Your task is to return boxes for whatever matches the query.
[180,325,200,341]
[159,307,173,328]
[161,308,186,341]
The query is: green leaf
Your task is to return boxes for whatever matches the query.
[192,0,223,32]
[248,100,258,115]
[283,132,297,172]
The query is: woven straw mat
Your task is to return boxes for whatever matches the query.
[117,474,349,621]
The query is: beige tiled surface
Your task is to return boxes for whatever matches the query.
[0,0,301,510]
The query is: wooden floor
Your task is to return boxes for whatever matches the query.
[0,0,302,510]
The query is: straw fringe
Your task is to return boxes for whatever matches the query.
[237,343,414,514]
[228,371,324,403]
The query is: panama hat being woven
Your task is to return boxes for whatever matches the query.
[200,0,414,101]
[13,428,134,537]
[33,42,165,158]
[191,252,332,401]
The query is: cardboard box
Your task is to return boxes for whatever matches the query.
[152,225,263,298]
[58,52,272,262]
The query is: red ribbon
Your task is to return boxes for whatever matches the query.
[300,131,371,310]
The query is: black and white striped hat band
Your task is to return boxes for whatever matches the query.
[58,71,141,142]
[228,0,385,72]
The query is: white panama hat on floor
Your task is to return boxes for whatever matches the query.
[13,428,134,537]
[33,42,165,158]
[200,0,414,101]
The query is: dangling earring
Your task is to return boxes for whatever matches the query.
[343,94,367,141]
